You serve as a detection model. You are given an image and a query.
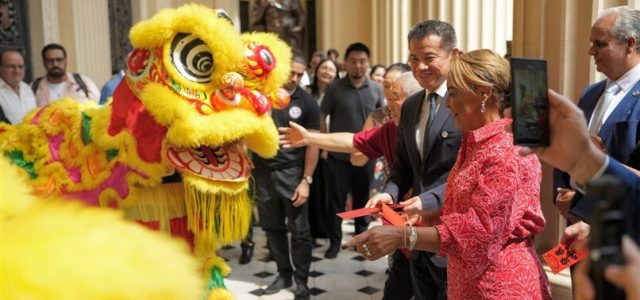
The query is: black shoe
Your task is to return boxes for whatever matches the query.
[263,276,292,295]
[294,282,310,300]
[239,243,254,265]
[324,243,340,259]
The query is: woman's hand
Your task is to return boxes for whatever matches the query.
[342,225,404,260]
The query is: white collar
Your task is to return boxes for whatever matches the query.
[609,63,640,93]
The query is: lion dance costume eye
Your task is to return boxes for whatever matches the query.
[0,4,292,299]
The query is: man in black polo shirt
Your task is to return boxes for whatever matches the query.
[252,50,320,300]
[320,42,385,258]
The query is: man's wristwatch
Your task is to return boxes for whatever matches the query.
[304,175,313,185]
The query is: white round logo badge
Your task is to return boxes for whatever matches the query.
[289,106,302,119]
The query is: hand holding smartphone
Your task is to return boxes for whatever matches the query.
[509,58,550,146]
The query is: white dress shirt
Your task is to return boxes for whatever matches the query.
[590,63,640,130]
[0,78,37,124]
[416,81,447,158]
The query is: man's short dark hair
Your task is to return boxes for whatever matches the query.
[41,43,67,60]
[344,42,370,60]
[407,20,457,52]
[0,48,23,64]
[291,48,306,65]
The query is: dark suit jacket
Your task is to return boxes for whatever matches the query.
[383,90,461,211]
[572,157,640,244]
[554,79,640,199]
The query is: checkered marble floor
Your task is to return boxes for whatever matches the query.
[218,219,388,300]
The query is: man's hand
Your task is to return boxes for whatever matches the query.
[561,221,591,251]
[399,196,422,213]
[555,188,575,220]
[365,193,393,208]
[291,180,309,207]
[279,121,309,149]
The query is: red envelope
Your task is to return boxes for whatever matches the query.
[336,203,404,220]
[337,203,410,258]
[542,241,588,274]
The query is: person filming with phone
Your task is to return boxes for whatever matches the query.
[344,49,552,299]
[502,86,640,299]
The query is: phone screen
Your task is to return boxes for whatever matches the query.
[510,58,550,146]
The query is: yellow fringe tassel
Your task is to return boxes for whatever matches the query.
[121,183,186,234]
[184,177,252,246]
[207,288,235,300]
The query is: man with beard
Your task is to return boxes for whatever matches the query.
[320,42,384,258]
[32,43,100,107]
[252,49,319,300]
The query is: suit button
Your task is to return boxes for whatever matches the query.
[441,131,449,138]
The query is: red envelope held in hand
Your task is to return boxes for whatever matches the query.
[542,241,588,274]
[337,203,410,258]
[337,203,404,223]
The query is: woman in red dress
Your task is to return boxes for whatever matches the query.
[345,49,552,299]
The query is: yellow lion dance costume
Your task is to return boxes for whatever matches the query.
[0,157,205,299]
[0,5,291,298]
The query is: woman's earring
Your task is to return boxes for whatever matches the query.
[481,99,486,113]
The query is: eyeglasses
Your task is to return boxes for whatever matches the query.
[1,64,24,70]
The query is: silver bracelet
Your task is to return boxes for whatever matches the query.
[408,225,417,251]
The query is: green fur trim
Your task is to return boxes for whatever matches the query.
[4,150,37,179]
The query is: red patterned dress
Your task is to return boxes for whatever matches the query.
[434,118,551,300]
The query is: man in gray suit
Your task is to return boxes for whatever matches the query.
[366,20,461,300]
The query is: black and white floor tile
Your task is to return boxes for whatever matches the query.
[219,219,388,299]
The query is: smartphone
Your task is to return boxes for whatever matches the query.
[587,175,626,300]
[510,58,550,146]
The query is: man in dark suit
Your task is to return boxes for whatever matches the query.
[366,20,461,300]
[554,6,640,245]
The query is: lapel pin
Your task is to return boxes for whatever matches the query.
[441,131,449,138]
[633,91,639,97]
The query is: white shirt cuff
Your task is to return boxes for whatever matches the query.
[570,156,610,194]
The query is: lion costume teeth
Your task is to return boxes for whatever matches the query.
[0,4,291,298]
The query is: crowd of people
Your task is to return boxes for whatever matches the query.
[2,4,640,300]
[0,43,105,124]
[271,5,640,300]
